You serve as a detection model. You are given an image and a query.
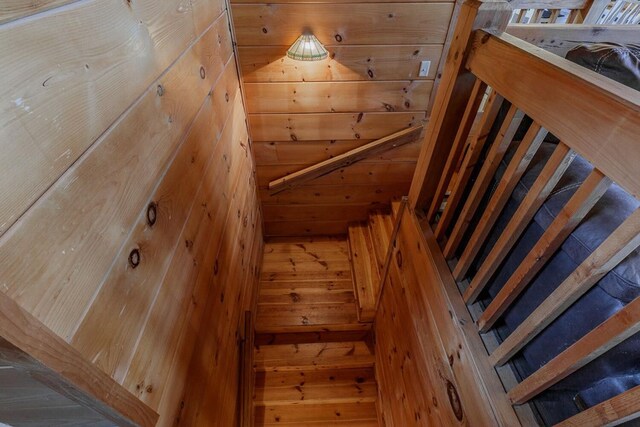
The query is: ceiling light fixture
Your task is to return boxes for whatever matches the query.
[286,33,328,61]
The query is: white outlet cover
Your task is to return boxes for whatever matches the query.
[419,60,431,77]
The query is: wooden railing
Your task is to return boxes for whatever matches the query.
[508,0,607,24]
[409,1,640,424]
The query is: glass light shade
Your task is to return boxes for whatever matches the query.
[286,34,328,61]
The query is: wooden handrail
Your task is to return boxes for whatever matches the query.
[268,126,423,195]
[0,291,158,427]
[466,30,640,200]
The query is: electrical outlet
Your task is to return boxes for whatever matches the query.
[419,60,431,77]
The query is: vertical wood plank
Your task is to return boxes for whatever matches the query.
[446,122,545,262]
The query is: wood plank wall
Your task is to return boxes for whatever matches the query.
[1,1,263,425]
[375,208,521,426]
[230,0,454,236]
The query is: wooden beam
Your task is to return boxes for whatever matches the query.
[0,290,158,427]
[509,296,640,404]
[556,384,640,426]
[268,126,422,195]
[490,208,640,366]
[506,24,640,57]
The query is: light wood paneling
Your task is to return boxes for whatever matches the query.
[0,0,225,236]
[231,3,454,46]
[1,1,263,425]
[232,0,453,234]
[375,208,521,426]
[250,112,424,142]
[239,45,443,82]
[0,12,234,340]
[254,140,421,166]
[71,60,241,384]
[245,81,432,113]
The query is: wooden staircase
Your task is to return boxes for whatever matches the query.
[254,342,379,425]
[348,210,395,322]
[252,237,381,426]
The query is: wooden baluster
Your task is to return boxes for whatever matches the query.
[449,118,542,274]
[556,384,640,426]
[426,79,487,224]
[517,8,528,22]
[477,169,612,332]
[434,91,505,244]
[490,208,640,366]
[458,143,575,291]
[409,0,512,212]
[509,295,640,404]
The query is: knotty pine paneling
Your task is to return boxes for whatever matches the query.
[231,0,453,235]
[250,111,425,141]
[1,2,262,426]
[245,80,432,113]
[231,3,453,45]
[375,208,522,426]
[239,45,443,82]
[0,0,225,236]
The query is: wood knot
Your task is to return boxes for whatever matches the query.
[129,248,140,268]
[396,250,403,268]
[446,380,464,421]
[199,66,206,79]
[156,84,164,97]
[146,202,157,226]
[334,34,343,42]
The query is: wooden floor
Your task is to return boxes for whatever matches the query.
[254,237,379,425]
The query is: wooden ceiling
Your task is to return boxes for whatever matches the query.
[230,0,454,236]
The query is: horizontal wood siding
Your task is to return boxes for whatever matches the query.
[1,2,262,425]
[231,0,453,235]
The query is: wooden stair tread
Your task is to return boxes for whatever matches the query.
[255,342,375,372]
[255,402,379,425]
[259,287,356,305]
[255,367,377,405]
[256,303,360,331]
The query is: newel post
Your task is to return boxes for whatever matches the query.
[408,0,512,212]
